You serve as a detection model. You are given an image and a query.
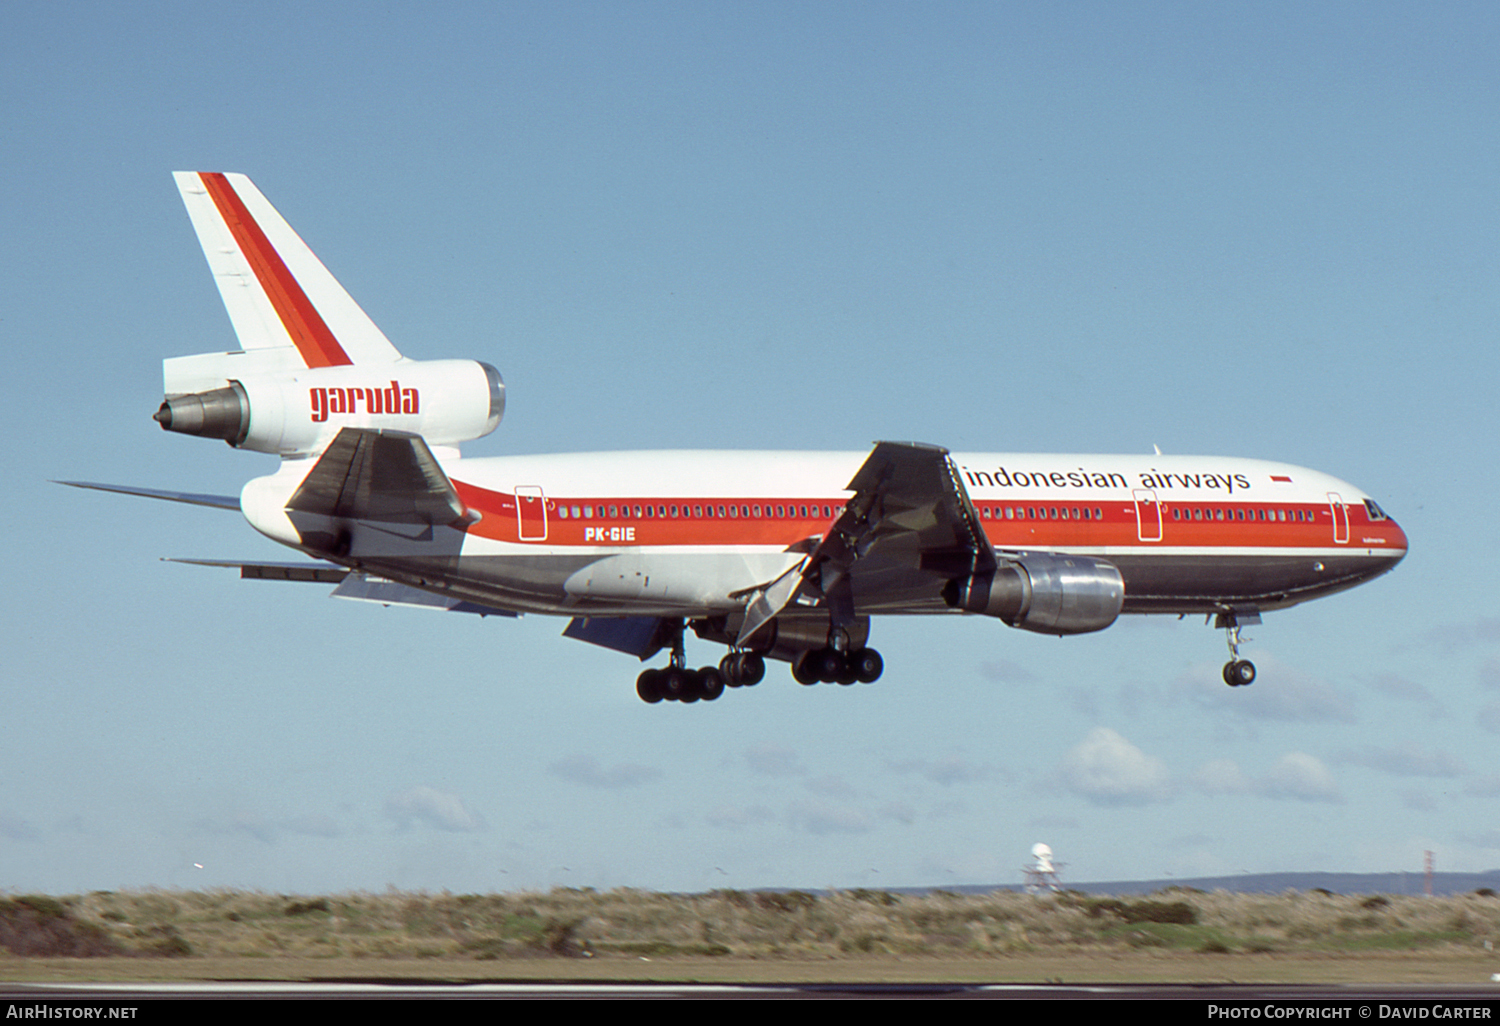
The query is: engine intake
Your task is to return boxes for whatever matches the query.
[943,553,1124,635]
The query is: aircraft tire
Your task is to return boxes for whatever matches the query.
[851,648,883,684]
[739,653,765,686]
[700,667,725,701]
[661,667,693,701]
[816,647,846,683]
[1222,660,1256,687]
[792,652,821,685]
[636,669,664,704]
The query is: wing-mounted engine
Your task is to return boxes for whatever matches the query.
[943,552,1124,635]
[154,355,504,456]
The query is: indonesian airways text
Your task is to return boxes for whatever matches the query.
[961,465,1255,494]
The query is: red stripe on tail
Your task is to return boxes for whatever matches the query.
[198,173,353,368]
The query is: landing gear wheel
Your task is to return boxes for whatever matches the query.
[720,652,766,687]
[698,666,725,701]
[660,666,693,701]
[850,648,883,684]
[792,652,821,685]
[636,669,664,704]
[1222,659,1256,687]
[816,647,846,683]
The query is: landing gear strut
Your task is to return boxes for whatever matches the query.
[1216,610,1258,687]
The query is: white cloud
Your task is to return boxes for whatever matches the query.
[786,800,872,835]
[743,743,804,777]
[384,786,485,833]
[1056,727,1171,806]
[704,804,774,829]
[889,756,992,786]
[1336,744,1467,778]
[1261,753,1341,803]
[548,754,660,789]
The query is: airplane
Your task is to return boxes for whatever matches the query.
[63,172,1409,704]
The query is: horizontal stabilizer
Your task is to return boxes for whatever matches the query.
[56,481,240,510]
[286,428,468,525]
[165,559,516,616]
[166,558,349,582]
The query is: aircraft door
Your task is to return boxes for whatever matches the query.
[1327,492,1349,544]
[516,485,548,541]
[1133,489,1163,542]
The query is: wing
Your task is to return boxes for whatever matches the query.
[738,441,995,642]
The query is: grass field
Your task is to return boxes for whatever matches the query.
[4,887,1500,984]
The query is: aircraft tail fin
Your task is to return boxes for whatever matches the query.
[172,172,404,372]
[160,175,502,458]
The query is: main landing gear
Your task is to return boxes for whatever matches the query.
[632,621,883,703]
[634,621,770,704]
[633,651,773,703]
[791,646,884,686]
[1217,610,1258,687]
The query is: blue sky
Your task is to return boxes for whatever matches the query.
[3,1,1498,894]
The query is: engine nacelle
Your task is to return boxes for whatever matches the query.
[155,358,504,456]
[943,553,1124,635]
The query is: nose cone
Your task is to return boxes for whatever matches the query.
[1386,518,1409,565]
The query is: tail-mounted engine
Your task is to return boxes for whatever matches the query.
[943,553,1124,635]
[154,355,504,456]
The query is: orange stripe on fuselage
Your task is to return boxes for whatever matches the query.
[197,173,353,368]
[450,480,1405,552]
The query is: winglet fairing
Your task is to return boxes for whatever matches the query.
[75,173,1408,705]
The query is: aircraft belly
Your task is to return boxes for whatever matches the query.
[1112,550,1402,612]
[561,549,801,609]
[359,547,803,618]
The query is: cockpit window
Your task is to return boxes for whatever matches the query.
[1363,499,1388,521]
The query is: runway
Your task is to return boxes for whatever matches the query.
[6,980,1500,1002]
